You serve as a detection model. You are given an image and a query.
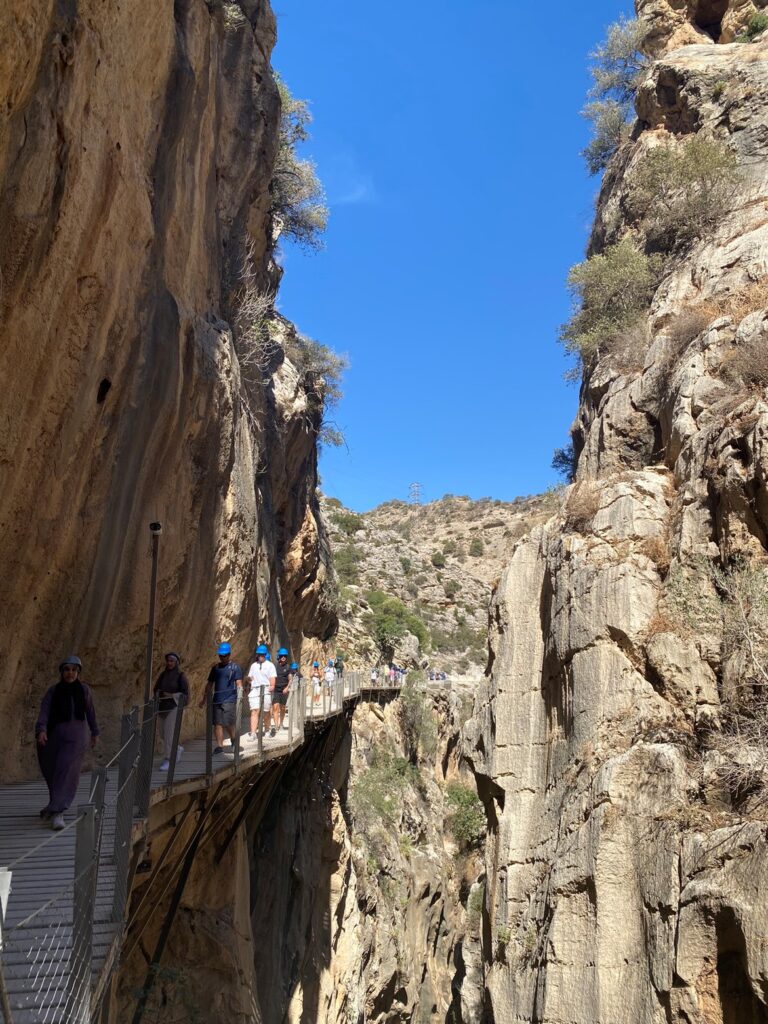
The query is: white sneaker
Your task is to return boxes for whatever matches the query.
[247,732,256,741]
[175,749,183,762]
[51,814,65,830]
[177,745,184,754]
[160,759,170,771]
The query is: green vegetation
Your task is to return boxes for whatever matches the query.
[631,137,739,250]
[365,590,429,657]
[334,543,362,586]
[350,746,418,828]
[445,781,486,847]
[271,77,328,249]
[431,550,446,568]
[551,442,576,483]
[560,238,662,368]
[582,17,649,174]
[444,579,459,599]
[400,555,412,574]
[469,535,485,557]
[737,11,768,40]
[399,680,438,761]
[443,539,458,556]
[712,79,727,101]
[331,509,364,536]
[284,333,348,446]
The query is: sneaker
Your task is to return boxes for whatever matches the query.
[270,727,276,737]
[51,814,65,830]
[213,746,224,755]
[175,748,183,762]
[160,759,170,772]
[39,808,51,820]
[247,732,256,741]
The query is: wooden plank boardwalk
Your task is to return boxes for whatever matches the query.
[0,677,392,1023]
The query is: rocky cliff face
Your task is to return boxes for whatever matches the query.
[465,8,768,1024]
[0,0,335,780]
[115,694,482,1023]
[324,494,557,674]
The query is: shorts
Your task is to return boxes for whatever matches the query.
[212,702,236,727]
[248,689,271,712]
[272,690,288,706]
[312,681,321,695]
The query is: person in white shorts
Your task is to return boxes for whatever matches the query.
[247,644,276,739]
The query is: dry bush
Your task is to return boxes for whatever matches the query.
[720,328,768,390]
[645,611,683,638]
[640,534,671,577]
[606,319,651,373]
[563,481,601,533]
[712,278,768,323]
[665,304,718,357]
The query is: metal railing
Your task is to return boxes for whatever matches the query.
[0,666,391,1023]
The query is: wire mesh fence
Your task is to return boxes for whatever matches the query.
[0,665,391,1023]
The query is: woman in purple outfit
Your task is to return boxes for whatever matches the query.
[35,656,99,830]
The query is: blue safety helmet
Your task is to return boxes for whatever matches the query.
[312,661,319,667]
[328,659,333,666]
[290,662,299,670]
[255,644,269,656]
[59,655,82,671]
[277,647,289,657]
[217,642,231,656]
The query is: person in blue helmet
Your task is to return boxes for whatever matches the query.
[272,647,291,733]
[200,643,243,755]
[247,644,276,740]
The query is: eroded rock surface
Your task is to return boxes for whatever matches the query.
[465,12,768,1024]
[0,0,335,780]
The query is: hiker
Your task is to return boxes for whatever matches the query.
[35,656,99,830]
[370,665,378,685]
[247,644,276,739]
[200,643,243,755]
[389,664,396,685]
[311,661,322,705]
[324,659,336,699]
[335,654,345,679]
[273,647,291,733]
[154,652,189,772]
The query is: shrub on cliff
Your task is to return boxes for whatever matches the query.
[283,332,348,447]
[582,17,649,174]
[364,590,429,657]
[469,536,484,557]
[631,136,739,250]
[399,680,438,762]
[271,77,328,249]
[560,237,662,368]
[335,543,362,585]
[445,781,485,848]
[736,11,768,41]
[350,747,418,828]
[331,510,364,536]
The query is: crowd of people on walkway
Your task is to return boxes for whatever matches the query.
[34,645,350,830]
[369,663,408,687]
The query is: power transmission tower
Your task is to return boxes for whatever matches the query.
[408,482,422,505]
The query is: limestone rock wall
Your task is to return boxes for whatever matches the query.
[0,0,336,781]
[465,14,768,1024]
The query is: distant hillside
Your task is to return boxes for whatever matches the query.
[323,492,560,674]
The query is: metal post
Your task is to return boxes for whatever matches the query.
[323,678,327,718]
[233,688,243,770]
[257,689,264,760]
[112,711,140,922]
[71,804,97,1023]
[135,699,157,818]
[205,690,213,780]
[0,866,13,1024]
[143,523,162,704]
[166,695,186,788]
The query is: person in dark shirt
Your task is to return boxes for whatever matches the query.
[154,652,190,771]
[272,647,291,733]
[200,642,243,754]
[35,656,99,830]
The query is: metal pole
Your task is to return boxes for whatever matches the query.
[234,688,242,770]
[166,695,186,788]
[143,523,162,704]
[0,866,14,1024]
[257,689,264,760]
[205,691,213,780]
[71,805,96,1023]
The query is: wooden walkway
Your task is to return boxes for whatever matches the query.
[0,676,391,1023]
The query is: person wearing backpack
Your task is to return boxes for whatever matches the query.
[272,647,291,733]
[200,643,243,754]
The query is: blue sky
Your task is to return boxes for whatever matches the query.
[273,1,633,512]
